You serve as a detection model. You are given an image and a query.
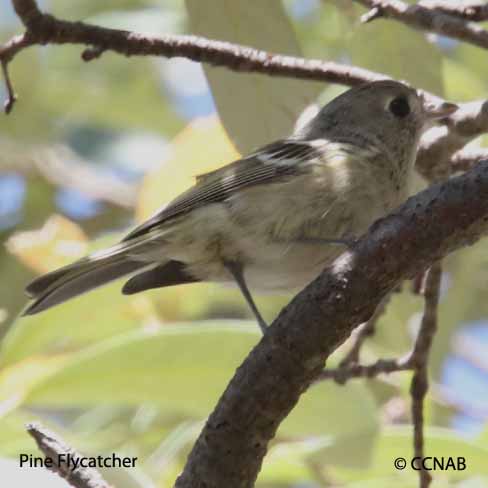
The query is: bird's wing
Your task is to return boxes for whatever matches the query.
[123,139,323,241]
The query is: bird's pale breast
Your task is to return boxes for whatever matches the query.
[153,147,411,291]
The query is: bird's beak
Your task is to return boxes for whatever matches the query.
[423,99,459,120]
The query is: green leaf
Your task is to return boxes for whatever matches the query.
[331,426,488,484]
[22,323,260,413]
[349,17,444,95]
[0,283,142,367]
[185,0,323,153]
[20,323,379,470]
[280,381,379,468]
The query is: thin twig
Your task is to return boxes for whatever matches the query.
[0,59,16,114]
[355,0,488,51]
[318,263,442,488]
[409,263,442,488]
[411,367,430,487]
[338,295,390,368]
[419,1,488,22]
[27,422,111,488]
[2,1,487,187]
[0,32,33,113]
[338,319,377,366]
[407,264,442,369]
[317,357,411,382]
[416,100,488,180]
[0,0,387,116]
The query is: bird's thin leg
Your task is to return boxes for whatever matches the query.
[224,261,268,334]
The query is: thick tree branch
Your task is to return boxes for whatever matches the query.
[27,422,110,488]
[175,162,488,487]
[355,0,488,51]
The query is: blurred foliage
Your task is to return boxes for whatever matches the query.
[0,0,488,487]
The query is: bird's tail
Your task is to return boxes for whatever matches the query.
[23,243,151,316]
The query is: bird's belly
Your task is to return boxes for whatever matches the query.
[158,178,401,290]
[178,236,342,292]
[242,241,342,291]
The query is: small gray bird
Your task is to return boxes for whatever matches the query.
[23,81,457,332]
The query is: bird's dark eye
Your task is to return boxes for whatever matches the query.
[389,96,410,118]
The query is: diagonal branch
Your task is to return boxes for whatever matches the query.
[0,0,387,114]
[27,422,110,488]
[333,294,392,380]
[355,0,488,51]
[419,1,488,22]
[175,161,488,487]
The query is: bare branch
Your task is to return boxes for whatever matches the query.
[318,357,410,382]
[410,367,431,487]
[408,264,442,369]
[1,58,16,113]
[419,1,488,22]
[336,295,390,370]
[11,0,43,26]
[175,162,488,487]
[0,33,32,113]
[338,319,377,367]
[354,0,488,51]
[27,422,111,488]
[0,0,388,114]
[2,1,488,185]
[319,262,442,388]
[409,263,442,488]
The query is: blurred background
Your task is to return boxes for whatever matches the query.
[1,1,488,486]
